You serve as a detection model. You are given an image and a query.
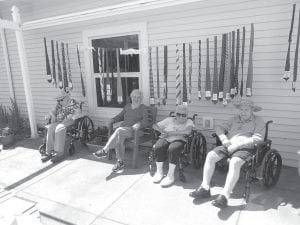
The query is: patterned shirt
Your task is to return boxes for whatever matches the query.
[51,99,80,122]
[216,115,265,149]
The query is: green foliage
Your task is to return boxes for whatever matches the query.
[0,105,10,128]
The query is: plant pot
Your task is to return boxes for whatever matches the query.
[0,134,15,146]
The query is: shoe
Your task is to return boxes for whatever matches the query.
[152,172,164,183]
[112,160,124,172]
[189,187,211,199]
[51,154,64,163]
[160,177,175,188]
[41,153,52,163]
[212,194,228,208]
[93,149,107,158]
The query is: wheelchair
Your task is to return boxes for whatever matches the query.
[149,112,207,182]
[39,102,94,157]
[212,120,282,202]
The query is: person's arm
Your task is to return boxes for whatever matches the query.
[165,119,194,136]
[111,105,126,123]
[152,117,170,134]
[215,117,234,146]
[139,105,150,128]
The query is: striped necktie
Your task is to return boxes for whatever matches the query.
[56,41,63,89]
[224,32,231,104]
[156,47,160,105]
[98,48,104,102]
[182,43,188,105]
[116,48,123,103]
[212,36,218,104]
[106,48,111,102]
[44,38,52,83]
[240,27,246,96]
[149,47,155,105]
[198,40,202,100]
[188,43,192,103]
[162,45,168,105]
[205,38,211,100]
[76,45,86,97]
[66,44,73,91]
[61,43,69,92]
[230,30,235,98]
[234,29,240,96]
[246,23,254,97]
[175,44,182,105]
[218,34,226,101]
[293,9,300,92]
[51,40,57,88]
[284,4,296,81]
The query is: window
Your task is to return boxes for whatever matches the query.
[91,34,140,108]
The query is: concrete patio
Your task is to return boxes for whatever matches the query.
[0,138,299,225]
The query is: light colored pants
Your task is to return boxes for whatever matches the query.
[105,127,134,161]
[45,119,74,156]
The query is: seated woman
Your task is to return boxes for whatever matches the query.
[93,89,149,172]
[41,91,81,163]
[152,105,194,187]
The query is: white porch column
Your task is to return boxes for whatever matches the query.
[12,6,38,138]
[0,28,15,100]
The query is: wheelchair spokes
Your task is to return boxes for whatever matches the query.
[78,116,94,144]
[191,131,207,169]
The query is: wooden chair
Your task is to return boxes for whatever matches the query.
[108,105,157,168]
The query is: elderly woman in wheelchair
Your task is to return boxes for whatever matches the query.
[41,91,81,163]
[190,99,266,208]
[151,105,194,187]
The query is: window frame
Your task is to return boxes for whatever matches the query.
[82,23,149,116]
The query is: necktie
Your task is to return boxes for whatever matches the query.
[44,38,52,83]
[182,43,188,105]
[76,45,86,97]
[198,40,202,100]
[110,49,115,102]
[293,9,300,92]
[149,47,155,105]
[116,48,123,103]
[66,44,73,91]
[223,33,230,105]
[246,23,254,97]
[205,38,211,100]
[230,30,235,98]
[212,36,218,104]
[56,41,63,89]
[156,46,160,105]
[51,40,57,88]
[175,44,182,105]
[234,29,240,96]
[218,34,226,101]
[106,48,111,102]
[240,27,246,96]
[284,4,296,81]
[61,43,68,92]
[98,48,104,102]
[162,45,168,105]
[188,43,192,103]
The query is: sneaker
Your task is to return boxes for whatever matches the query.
[152,172,164,183]
[41,153,52,163]
[189,187,211,199]
[51,154,65,163]
[160,176,175,188]
[93,149,107,158]
[112,160,124,172]
[212,194,228,208]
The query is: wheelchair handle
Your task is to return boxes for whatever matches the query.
[264,120,273,141]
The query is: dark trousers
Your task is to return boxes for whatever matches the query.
[153,138,185,164]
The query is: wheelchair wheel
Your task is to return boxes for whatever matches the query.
[259,149,282,188]
[69,143,75,156]
[191,131,207,169]
[78,116,94,144]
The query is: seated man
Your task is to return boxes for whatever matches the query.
[41,91,81,163]
[152,105,194,187]
[189,99,265,208]
[93,89,149,172]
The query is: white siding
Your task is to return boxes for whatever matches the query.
[1,0,300,166]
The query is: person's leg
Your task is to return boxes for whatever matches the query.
[53,123,67,157]
[161,141,184,187]
[221,157,245,198]
[45,123,59,154]
[152,138,169,183]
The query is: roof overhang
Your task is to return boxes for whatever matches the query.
[22,0,204,30]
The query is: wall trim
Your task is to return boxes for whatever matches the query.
[22,0,204,30]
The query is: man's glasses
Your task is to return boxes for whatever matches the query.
[176,113,187,118]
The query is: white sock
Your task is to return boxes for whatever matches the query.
[201,183,210,191]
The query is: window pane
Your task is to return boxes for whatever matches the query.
[92,34,139,73]
[95,77,139,108]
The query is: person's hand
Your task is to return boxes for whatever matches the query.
[107,118,114,126]
[227,144,238,153]
[132,123,141,130]
[222,139,232,147]
[160,131,169,139]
